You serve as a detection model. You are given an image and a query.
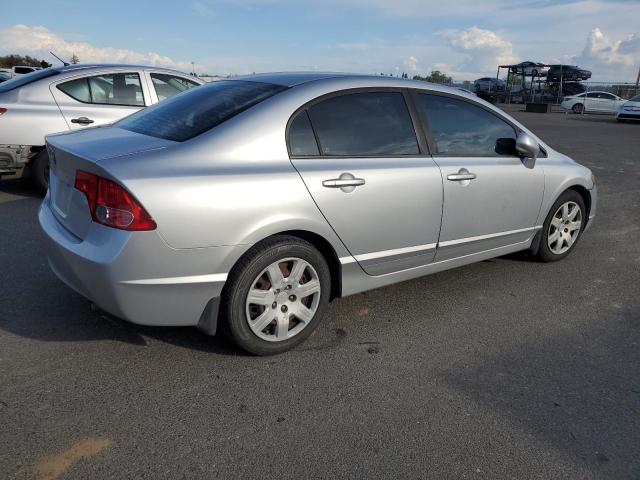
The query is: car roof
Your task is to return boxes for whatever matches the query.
[230,71,475,95]
[56,64,193,75]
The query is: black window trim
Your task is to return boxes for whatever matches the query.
[408,88,547,159]
[56,71,146,108]
[286,87,429,159]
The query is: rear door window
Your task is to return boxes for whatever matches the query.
[306,91,419,156]
[416,93,517,156]
[150,73,200,101]
[288,110,320,157]
[57,73,144,106]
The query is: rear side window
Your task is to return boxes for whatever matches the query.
[307,92,419,156]
[416,94,516,156]
[117,80,287,142]
[150,73,200,101]
[288,110,319,156]
[58,73,144,107]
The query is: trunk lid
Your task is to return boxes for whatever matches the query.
[46,126,174,239]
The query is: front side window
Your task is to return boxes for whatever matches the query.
[150,73,200,101]
[58,73,144,107]
[118,80,287,142]
[416,94,517,156]
[307,92,419,156]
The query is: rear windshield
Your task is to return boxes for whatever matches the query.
[0,68,61,93]
[630,94,640,102]
[117,80,287,142]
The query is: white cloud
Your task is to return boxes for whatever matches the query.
[404,56,418,72]
[441,26,516,76]
[571,28,640,81]
[0,24,191,71]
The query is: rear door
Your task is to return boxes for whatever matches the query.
[289,89,443,276]
[50,70,149,130]
[413,92,544,261]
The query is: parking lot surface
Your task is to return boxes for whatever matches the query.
[1,109,639,479]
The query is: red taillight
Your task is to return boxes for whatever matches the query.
[74,171,156,231]
[0,108,7,116]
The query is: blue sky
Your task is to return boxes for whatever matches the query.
[1,0,639,81]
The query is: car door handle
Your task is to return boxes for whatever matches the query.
[322,178,366,188]
[447,170,476,181]
[71,117,94,125]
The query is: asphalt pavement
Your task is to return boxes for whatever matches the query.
[1,108,639,479]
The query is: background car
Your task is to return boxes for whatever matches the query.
[561,91,626,114]
[0,71,11,83]
[474,77,506,93]
[547,65,592,82]
[616,93,640,122]
[40,73,596,355]
[0,64,204,189]
[514,61,547,77]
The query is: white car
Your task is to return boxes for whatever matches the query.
[616,94,640,122]
[0,64,204,189]
[561,91,626,114]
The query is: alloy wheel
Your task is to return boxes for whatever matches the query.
[245,257,321,342]
[548,201,582,255]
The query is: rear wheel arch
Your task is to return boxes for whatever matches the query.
[225,230,342,302]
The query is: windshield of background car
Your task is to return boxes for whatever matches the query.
[117,80,287,142]
[629,94,640,102]
[0,68,61,93]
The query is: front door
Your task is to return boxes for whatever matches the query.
[288,90,443,276]
[412,92,544,261]
[51,71,148,130]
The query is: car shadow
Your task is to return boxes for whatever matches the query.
[0,191,243,356]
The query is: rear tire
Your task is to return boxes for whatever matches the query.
[221,236,331,355]
[32,150,49,193]
[536,190,586,262]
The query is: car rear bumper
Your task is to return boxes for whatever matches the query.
[39,196,244,332]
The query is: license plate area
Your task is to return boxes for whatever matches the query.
[50,173,73,219]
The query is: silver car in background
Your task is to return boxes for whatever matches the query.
[39,73,596,355]
[0,64,203,189]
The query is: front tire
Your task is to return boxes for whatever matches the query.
[536,190,586,262]
[572,103,584,114]
[221,236,331,355]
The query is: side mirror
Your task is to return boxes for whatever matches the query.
[515,132,540,160]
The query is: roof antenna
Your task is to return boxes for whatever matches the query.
[50,51,70,66]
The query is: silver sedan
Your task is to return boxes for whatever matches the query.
[39,73,597,355]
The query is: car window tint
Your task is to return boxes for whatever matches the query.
[600,93,615,100]
[307,92,418,156]
[58,78,91,103]
[118,80,287,142]
[88,73,144,106]
[150,73,200,101]
[288,110,319,156]
[586,92,599,98]
[417,94,517,156]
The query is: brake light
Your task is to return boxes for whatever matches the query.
[0,108,7,115]
[74,171,156,231]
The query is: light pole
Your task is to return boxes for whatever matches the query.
[191,61,196,77]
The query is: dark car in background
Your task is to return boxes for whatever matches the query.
[474,77,506,93]
[547,65,592,82]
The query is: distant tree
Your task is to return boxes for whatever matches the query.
[0,54,51,68]
[462,80,472,88]
[70,53,80,64]
[507,73,522,85]
[413,70,452,84]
